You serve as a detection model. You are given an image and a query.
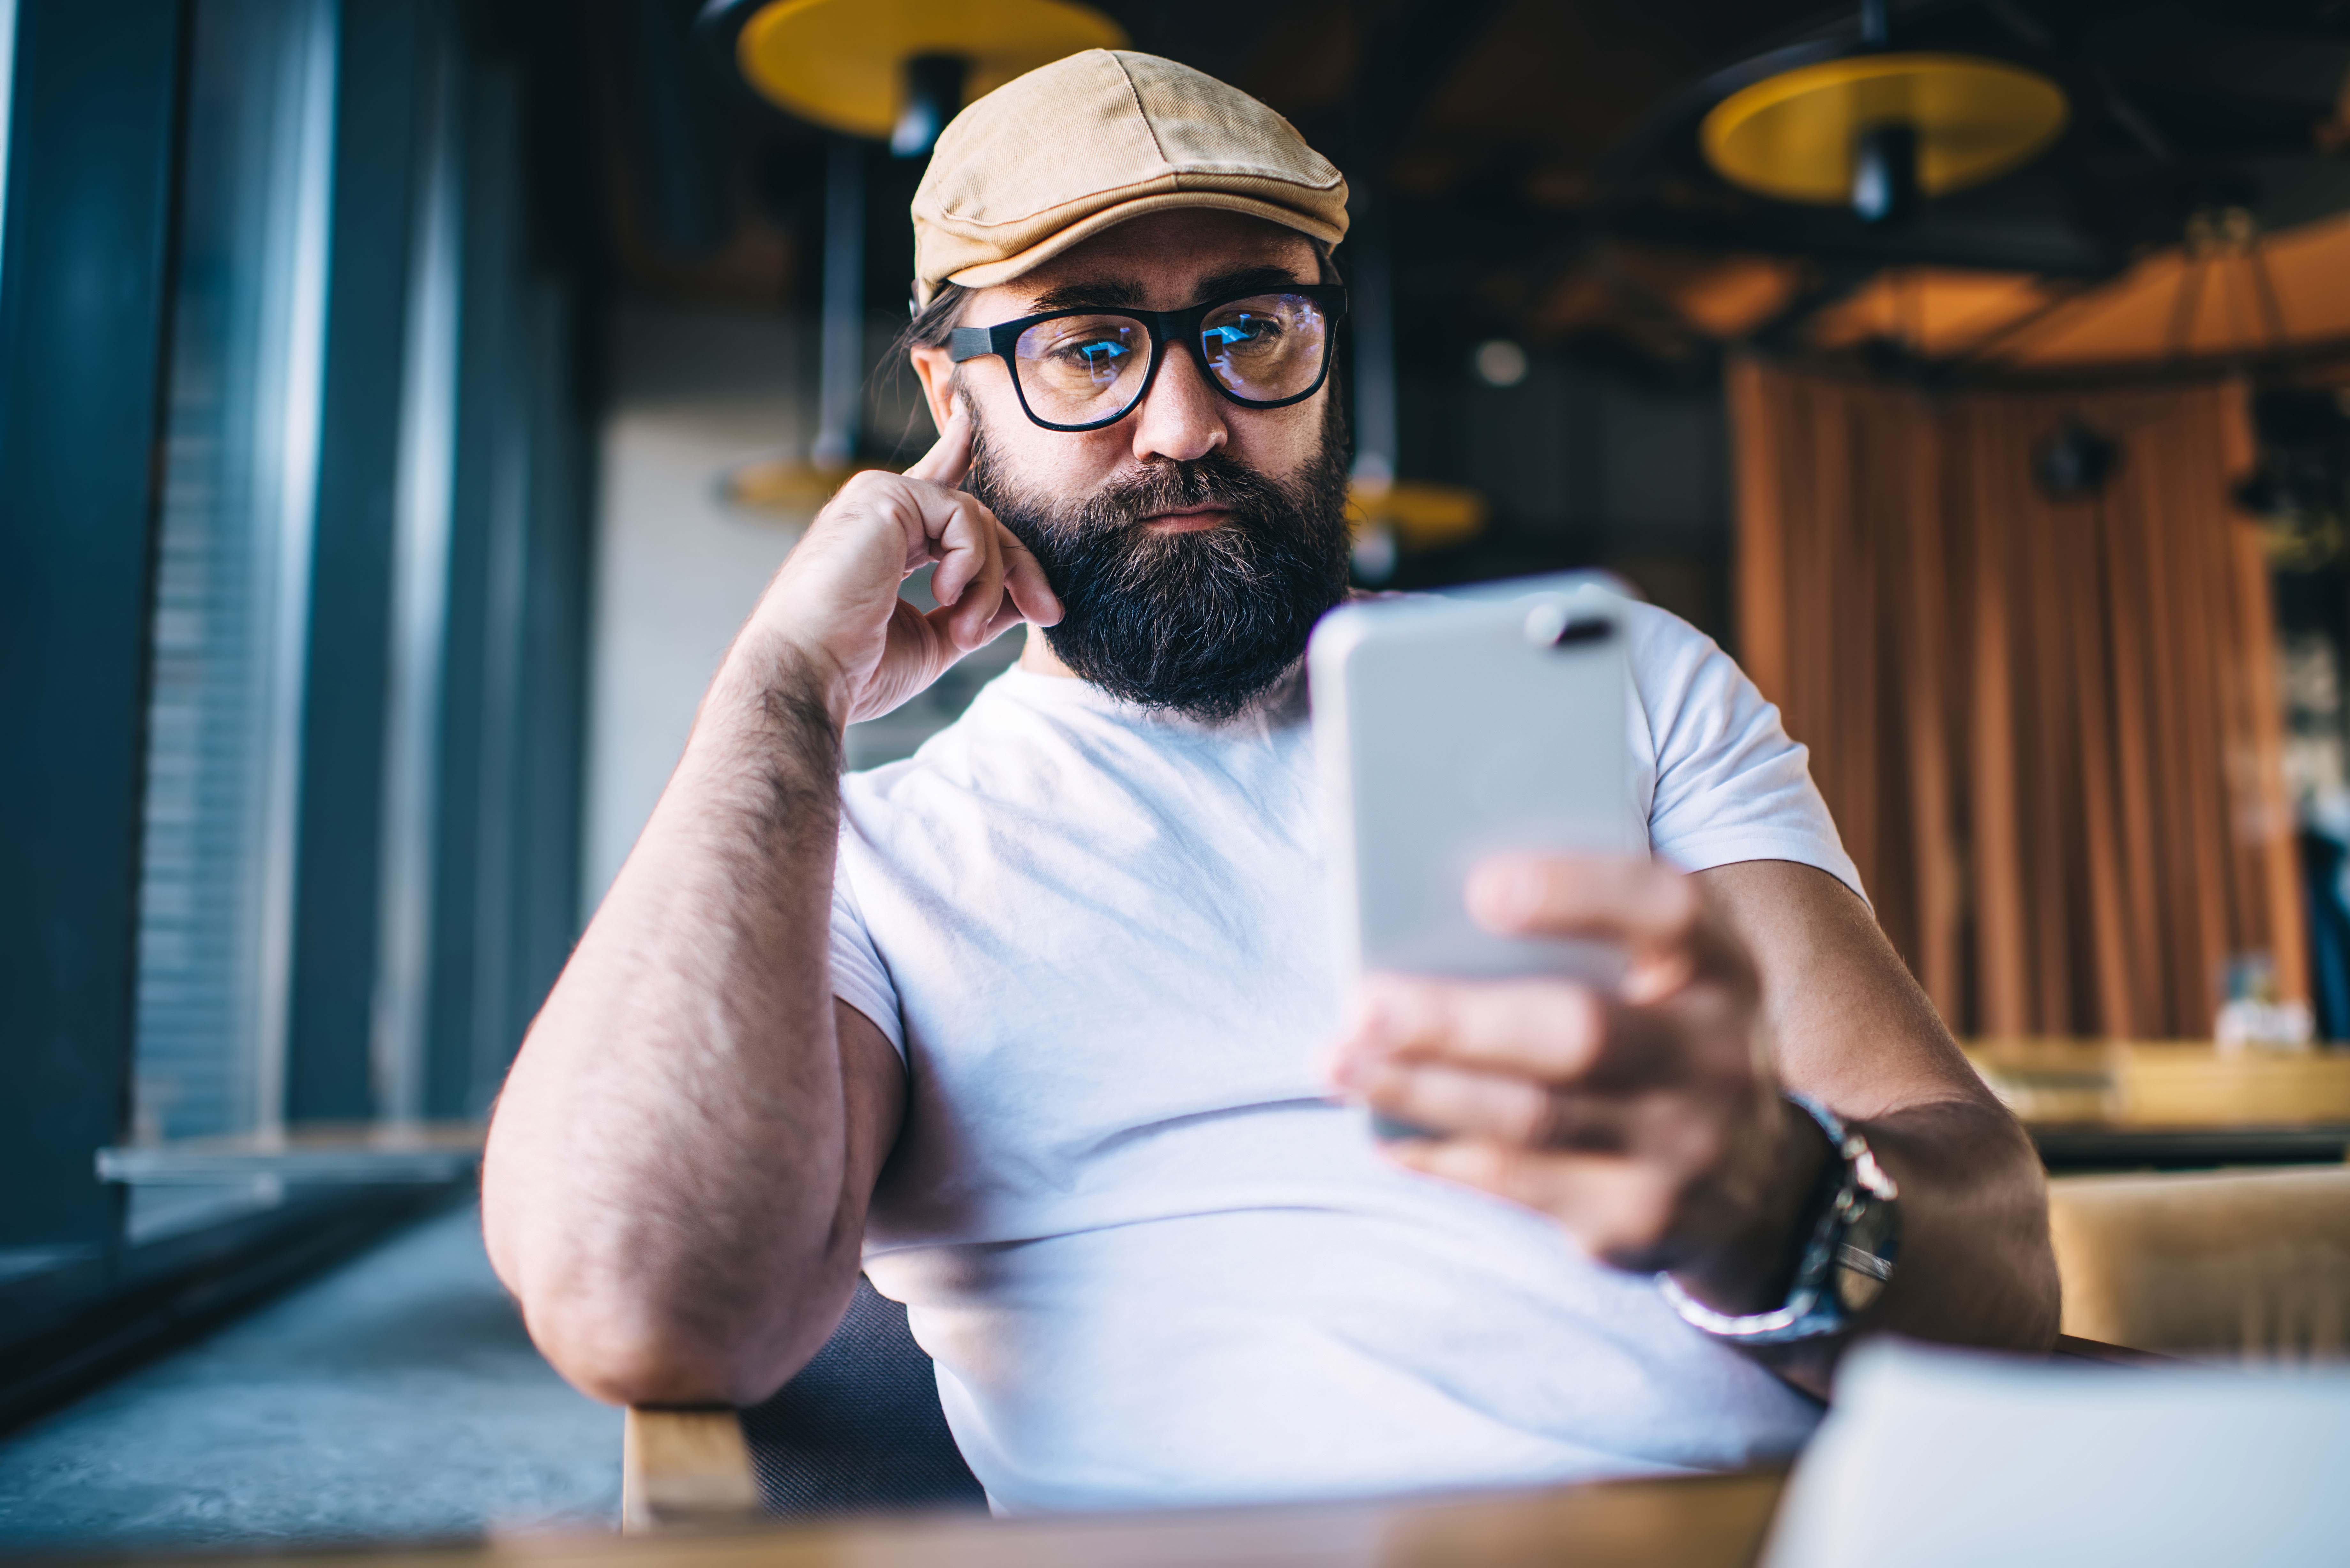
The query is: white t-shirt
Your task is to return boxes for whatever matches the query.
[828,598,1863,1514]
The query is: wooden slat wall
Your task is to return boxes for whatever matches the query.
[1728,361,2307,1038]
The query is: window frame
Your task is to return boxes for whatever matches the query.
[0,0,595,1425]
[0,0,189,1263]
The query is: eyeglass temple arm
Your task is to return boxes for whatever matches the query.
[946,327,996,362]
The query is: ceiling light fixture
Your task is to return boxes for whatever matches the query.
[1698,0,2067,226]
[702,0,1126,158]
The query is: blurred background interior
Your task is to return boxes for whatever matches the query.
[9,0,2350,1554]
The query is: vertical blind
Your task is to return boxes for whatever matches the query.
[128,0,591,1148]
[1730,357,2304,1041]
[131,0,338,1142]
[371,14,462,1124]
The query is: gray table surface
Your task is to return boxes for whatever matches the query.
[0,1202,619,1554]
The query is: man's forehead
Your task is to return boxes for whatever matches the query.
[976,211,1320,319]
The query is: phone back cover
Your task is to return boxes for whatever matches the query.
[1308,589,1644,985]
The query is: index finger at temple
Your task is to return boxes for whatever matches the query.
[1350,975,1608,1083]
[901,402,973,489]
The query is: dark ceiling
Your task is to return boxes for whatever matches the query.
[573,0,2350,360]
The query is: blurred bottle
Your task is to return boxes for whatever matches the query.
[2215,952,2314,1054]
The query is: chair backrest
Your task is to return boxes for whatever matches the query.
[735,1275,986,1516]
[2048,1164,2350,1360]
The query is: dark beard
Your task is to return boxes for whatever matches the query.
[965,395,1353,723]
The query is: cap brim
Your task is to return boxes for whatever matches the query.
[927,191,1346,304]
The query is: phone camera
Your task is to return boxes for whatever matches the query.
[1523,602,1615,648]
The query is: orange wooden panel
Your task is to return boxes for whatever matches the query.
[1728,364,2300,1049]
[2171,389,2245,1024]
[1901,405,1962,1019]
[1967,406,2031,1037]
[1726,357,1789,708]
[2096,449,2164,1037]
[2013,399,2080,1034]
[2138,404,2222,1032]
[1808,382,1862,857]
[2066,488,2135,1037]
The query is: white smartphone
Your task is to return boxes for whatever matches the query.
[1308,585,1645,1004]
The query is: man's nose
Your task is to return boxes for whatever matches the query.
[1128,342,1229,464]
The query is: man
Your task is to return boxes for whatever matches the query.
[483,50,2057,1512]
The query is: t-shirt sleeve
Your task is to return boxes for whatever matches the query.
[829,852,907,1059]
[1623,600,1868,906]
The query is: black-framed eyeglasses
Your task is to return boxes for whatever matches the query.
[947,284,1347,433]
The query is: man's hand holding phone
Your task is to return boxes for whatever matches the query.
[732,405,1062,729]
[1327,853,1831,1317]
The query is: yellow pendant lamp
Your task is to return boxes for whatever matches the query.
[705,0,1124,517]
[1698,2,2066,224]
[725,0,1127,154]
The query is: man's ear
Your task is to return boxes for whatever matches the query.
[909,345,957,436]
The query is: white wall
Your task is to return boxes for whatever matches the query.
[581,303,817,910]
[582,301,1009,913]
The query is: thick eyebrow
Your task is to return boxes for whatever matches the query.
[1027,278,1146,311]
[1192,263,1314,301]
[1024,263,1315,316]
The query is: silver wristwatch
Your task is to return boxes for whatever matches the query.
[1657,1093,1901,1345]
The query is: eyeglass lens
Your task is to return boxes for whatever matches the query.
[1012,293,1331,426]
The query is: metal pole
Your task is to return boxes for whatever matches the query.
[814,134,865,472]
[1350,201,1398,493]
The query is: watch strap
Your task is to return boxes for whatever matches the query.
[1657,1093,1901,1346]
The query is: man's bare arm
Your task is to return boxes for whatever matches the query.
[480,642,893,1406]
[1693,859,2059,1392]
[1332,854,2059,1402]
[481,410,1057,1407]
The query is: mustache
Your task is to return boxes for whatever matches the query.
[960,392,1354,721]
[1070,452,1290,536]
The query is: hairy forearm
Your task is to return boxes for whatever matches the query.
[1694,861,2061,1397]
[482,636,863,1406]
[1859,1095,2058,1347]
[1755,1095,2057,1397]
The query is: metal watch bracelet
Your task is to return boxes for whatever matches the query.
[1656,1092,1902,1346]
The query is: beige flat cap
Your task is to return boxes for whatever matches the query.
[910,50,1349,307]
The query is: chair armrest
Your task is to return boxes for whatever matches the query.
[621,1407,764,1534]
[2048,1165,2350,1360]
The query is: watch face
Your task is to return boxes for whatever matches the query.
[1833,1200,1899,1313]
